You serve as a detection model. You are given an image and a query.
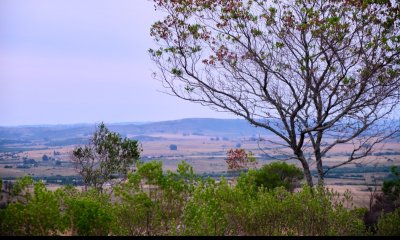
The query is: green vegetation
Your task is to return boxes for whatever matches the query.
[376,208,400,236]
[0,176,67,235]
[1,125,398,236]
[382,166,400,203]
[246,161,304,193]
[64,189,113,236]
[1,161,398,236]
[363,165,400,234]
[71,123,142,192]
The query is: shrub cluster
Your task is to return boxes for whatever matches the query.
[0,161,398,236]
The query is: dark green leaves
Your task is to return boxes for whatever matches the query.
[171,68,183,76]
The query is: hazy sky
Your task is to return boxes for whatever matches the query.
[0,0,234,126]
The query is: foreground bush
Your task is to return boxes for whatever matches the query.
[1,161,397,236]
[376,208,400,236]
[245,161,304,193]
[182,177,366,236]
[0,177,67,236]
[63,189,114,236]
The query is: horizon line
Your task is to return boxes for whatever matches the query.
[0,117,244,128]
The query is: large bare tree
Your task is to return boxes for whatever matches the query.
[149,0,400,186]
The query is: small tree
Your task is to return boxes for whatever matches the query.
[226,148,257,171]
[169,144,178,151]
[42,154,49,161]
[71,123,141,192]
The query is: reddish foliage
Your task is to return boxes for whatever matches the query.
[226,148,256,170]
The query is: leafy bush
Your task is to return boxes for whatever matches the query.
[0,177,67,236]
[0,161,384,236]
[376,208,400,236]
[382,166,400,203]
[364,166,400,234]
[181,177,366,236]
[112,160,198,235]
[64,191,114,236]
[247,162,304,193]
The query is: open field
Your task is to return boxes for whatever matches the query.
[1,133,399,176]
[0,120,399,209]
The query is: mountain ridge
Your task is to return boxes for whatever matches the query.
[0,118,268,141]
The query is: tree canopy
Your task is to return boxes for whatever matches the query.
[71,123,142,192]
[248,161,304,192]
[150,0,400,186]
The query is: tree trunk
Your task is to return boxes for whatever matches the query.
[316,156,324,186]
[296,151,314,187]
[314,148,325,186]
[314,132,325,186]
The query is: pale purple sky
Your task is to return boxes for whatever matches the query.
[0,0,233,126]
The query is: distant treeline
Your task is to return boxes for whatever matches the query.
[0,165,396,187]
[199,165,396,183]
[44,138,88,147]
[1,175,83,186]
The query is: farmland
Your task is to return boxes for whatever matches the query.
[1,118,399,208]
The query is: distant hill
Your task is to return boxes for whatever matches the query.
[0,118,399,152]
[1,118,399,142]
[0,118,269,143]
[121,118,268,137]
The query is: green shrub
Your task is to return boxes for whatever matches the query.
[112,160,198,236]
[0,161,376,236]
[181,177,366,236]
[0,177,67,236]
[376,208,400,236]
[182,178,231,236]
[113,192,158,236]
[382,166,400,203]
[243,162,304,193]
[64,190,113,236]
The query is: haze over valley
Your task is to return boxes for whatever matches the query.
[1,118,399,208]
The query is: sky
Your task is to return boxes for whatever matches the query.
[0,0,234,126]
